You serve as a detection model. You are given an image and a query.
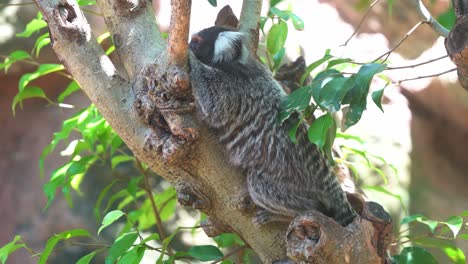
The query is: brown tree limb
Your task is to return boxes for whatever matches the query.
[444,13,468,90]
[238,0,262,54]
[167,0,191,67]
[95,0,165,78]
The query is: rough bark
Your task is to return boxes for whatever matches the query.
[32,0,391,262]
[445,0,468,90]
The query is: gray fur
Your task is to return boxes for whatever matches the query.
[189,27,357,226]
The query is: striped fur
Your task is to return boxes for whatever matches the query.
[189,27,357,226]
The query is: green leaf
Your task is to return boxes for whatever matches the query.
[188,245,224,261]
[437,7,455,30]
[401,214,425,225]
[76,249,101,264]
[33,33,51,57]
[371,84,387,112]
[393,247,437,264]
[214,233,244,248]
[117,246,145,264]
[299,50,332,85]
[58,81,81,103]
[127,176,142,199]
[105,232,138,264]
[98,210,125,235]
[94,180,119,221]
[442,216,463,237]
[323,116,337,164]
[1,50,31,73]
[77,0,96,5]
[0,236,25,264]
[207,0,217,7]
[16,18,47,38]
[111,155,134,170]
[270,0,284,7]
[39,229,92,264]
[308,114,334,150]
[139,233,160,245]
[459,234,468,240]
[290,13,304,30]
[19,64,65,92]
[341,63,386,130]
[158,228,181,263]
[414,237,466,264]
[12,86,49,115]
[267,22,288,55]
[272,47,286,71]
[327,58,353,69]
[287,119,302,144]
[270,7,290,21]
[311,69,342,103]
[317,76,349,112]
[279,85,313,123]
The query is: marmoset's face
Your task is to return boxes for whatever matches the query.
[190,26,243,67]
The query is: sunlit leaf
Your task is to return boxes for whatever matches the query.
[270,7,290,21]
[19,64,65,92]
[12,86,49,115]
[0,236,25,264]
[58,81,81,103]
[105,232,138,264]
[267,22,288,55]
[1,50,31,73]
[442,216,463,237]
[16,18,47,38]
[98,210,125,235]
[393,247,437,264]
[117,246,145,264]
[39,229,92,264]
[33,33,51,57]
[111,155,134,170]
[290,13,304,30]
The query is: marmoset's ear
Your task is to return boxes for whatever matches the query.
[212,31,246,64]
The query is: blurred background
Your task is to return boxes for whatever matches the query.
[1,0,467,263]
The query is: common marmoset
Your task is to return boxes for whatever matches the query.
[189,26,357,226]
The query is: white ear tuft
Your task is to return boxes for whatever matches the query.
[213,31,245,64]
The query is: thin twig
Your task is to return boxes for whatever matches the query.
[168,0,191,67]
[341,0,381,46]
[386,55,448,70]
[211,245,248,264]
[408,0,449,37]
[397,68,456,83]
[373,21,426,63]
[136,159,167,243]
[65,240,110,248]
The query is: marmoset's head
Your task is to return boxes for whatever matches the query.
[190,26,247,67]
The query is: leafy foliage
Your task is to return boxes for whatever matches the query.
[1,2,467,264]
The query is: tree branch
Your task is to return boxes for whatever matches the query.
[167,0,191,67]
[95,0,165,78]
[238,0,262,54]
[408,0,449,37]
